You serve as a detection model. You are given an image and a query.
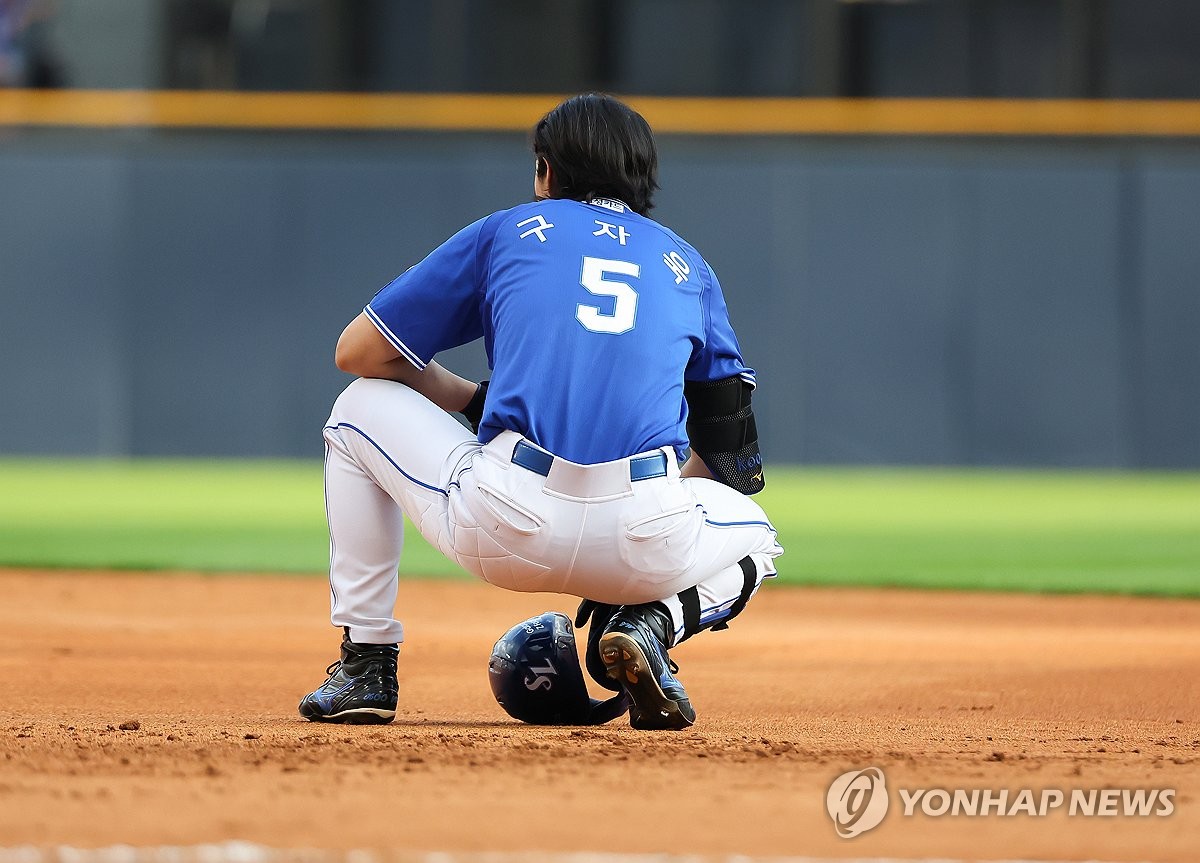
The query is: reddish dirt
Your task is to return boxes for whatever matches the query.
[1,569,1198,861]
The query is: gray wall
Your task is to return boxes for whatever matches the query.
[1,130,1197,467]
[52,0,166,89]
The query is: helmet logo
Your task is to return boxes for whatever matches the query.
[523,659,558,690]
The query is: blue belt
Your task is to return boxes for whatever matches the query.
[511,440,668,482]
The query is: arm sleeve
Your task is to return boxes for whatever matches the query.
[685,262,756,387]
[363,218,487,369]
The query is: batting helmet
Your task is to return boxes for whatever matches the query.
[488,611,628,725]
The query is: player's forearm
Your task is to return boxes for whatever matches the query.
[681,453,714,479]
[335,312,477,412]
[370,358,477,413]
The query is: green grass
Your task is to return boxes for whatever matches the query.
[0,459,1197,596]
[771,469,1199,595]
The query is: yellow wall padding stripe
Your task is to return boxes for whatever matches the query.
[3,90,1200,136]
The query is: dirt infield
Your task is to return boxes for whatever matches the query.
[2,570,1197,862]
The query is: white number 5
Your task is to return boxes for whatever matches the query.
[577,256,640,334]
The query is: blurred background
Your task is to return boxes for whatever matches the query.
[1,0,1198,469]
[6,0,1200,96]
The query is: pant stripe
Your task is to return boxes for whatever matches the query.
[326,422,447,497]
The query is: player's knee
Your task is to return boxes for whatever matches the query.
[328,377,387,425]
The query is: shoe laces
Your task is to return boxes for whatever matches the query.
[323,660,342,679]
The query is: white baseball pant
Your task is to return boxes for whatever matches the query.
[322,378,784,645]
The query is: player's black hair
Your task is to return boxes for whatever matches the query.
[532,93,659,215]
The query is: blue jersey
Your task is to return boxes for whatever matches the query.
[365,197,754,464]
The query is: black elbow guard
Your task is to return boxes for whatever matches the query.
[684,375,765,495]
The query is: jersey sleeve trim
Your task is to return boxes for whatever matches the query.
[363,303,428,370]
[685,369,757,388]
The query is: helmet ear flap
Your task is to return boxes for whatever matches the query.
[489,611,628,726]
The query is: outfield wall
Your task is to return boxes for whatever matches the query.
[1,128,1198,467]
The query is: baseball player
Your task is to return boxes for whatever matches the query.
[300,93,783,730]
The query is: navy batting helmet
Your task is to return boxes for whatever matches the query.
[489,611,628,725]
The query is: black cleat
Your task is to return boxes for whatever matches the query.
[599,604,695,730]
[298,630,398,724]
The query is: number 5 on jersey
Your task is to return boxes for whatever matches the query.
[577,256,640,334]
